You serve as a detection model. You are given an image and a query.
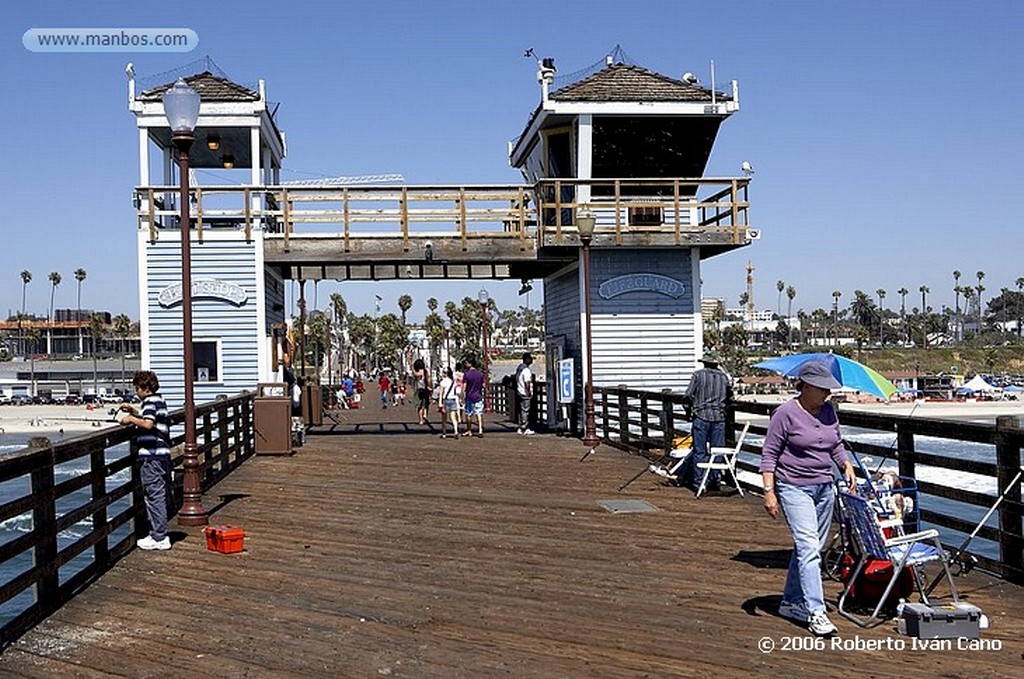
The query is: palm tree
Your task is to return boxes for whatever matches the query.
[74,268,87,356]
[897,287,909,344]
[786,285,796,347]
[47,271,61,356]
[876,288,886,346]
[976,271,986,331]
[919,285,930,348]
[113,314,132,390]
[776,280,784,319]
[831,290,842,345]
[89,312,105,395]
[1017,277,1024,339]
[952,270,962,342]
[398,294,412,326]
[330,293,347,377]
[19,270,31,356]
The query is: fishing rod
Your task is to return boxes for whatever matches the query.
[924,466,1024,597]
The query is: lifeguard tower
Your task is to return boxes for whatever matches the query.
[128,61,286,407]
[508,55,753,425]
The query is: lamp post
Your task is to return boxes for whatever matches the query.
[577,207,600,450]
[444,319,451,369]
[478,288,490,411]
[163,78,206,526]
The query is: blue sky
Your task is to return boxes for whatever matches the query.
[3,0,1022,324]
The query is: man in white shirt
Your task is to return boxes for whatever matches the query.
[515,352,535,435]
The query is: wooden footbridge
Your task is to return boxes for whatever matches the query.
[2,404,1022,677]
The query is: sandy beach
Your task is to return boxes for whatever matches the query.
[0,405,120,436]
[741,394,1024,423]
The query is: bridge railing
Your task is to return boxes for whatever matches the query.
[133,177,752,247]
[0,392,255,648]
[592,386,1024,584]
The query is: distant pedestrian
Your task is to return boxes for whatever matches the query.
[515,352,535,435]
[461,356,485,437]
[413,358,431,425]
[118,370,172,551]
[438,367,461,437]
[379,372,391,409]
[681,352,732,492]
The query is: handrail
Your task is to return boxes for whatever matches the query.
[0,392,255,648]
[133,177,753,247]
[590,385,1024,585]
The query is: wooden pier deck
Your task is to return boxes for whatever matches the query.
[1,404,1022,678]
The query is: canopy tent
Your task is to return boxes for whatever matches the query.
[960,375,998,393]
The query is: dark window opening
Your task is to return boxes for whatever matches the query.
[629,206,663,226]
[193,341,219,382]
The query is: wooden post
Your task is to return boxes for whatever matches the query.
[617,384,629,448]
[661,389,675,453]
[996,416,1022,579]
[896,424,916,483]
[30,447,59,612]
[639,392,650,446]
[89,442,110,567]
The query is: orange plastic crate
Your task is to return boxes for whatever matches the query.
[204,525,246,554]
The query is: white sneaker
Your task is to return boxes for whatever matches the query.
[778,600,809,622]
[522,428,535,436]
[807,610,837,636]
[517,428,524,435]
[137,536,171,551]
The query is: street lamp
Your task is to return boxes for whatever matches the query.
[478,288,490,411]
[577,207,600,450]
[444,319,451,369]
[163,78,206,526]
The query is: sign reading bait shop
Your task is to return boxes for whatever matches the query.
[597,273,685,300]
[157,278,248,307]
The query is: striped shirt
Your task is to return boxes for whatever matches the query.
[137,394,171,457]
[683,367,732,422]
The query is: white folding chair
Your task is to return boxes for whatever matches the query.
[696,422,749,498]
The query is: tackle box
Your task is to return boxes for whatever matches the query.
[899,602,983,639]
[205,525,246,554]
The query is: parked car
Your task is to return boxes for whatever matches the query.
[11,395,33,406]
[64,394,82,405]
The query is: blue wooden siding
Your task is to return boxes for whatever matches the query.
[142,234,262,409]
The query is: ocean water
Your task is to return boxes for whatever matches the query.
[1,430,135,625]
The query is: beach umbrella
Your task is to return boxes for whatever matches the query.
[754,352,898,400]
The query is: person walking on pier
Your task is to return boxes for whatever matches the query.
[379,371,391,410]
[438,367,461,438]
[760,360,856,637]
[413,359,431,425]
[515,352,535,435]
[681,352,731,492]
[461,355,485,437]
[118,370,172,551]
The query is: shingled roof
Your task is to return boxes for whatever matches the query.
[551,64,726,103]
[138,71,259,102]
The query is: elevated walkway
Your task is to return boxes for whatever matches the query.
[135,177,753,281]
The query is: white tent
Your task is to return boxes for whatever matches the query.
[961,375,998,393]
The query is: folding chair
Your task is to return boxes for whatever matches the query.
[836,490,959,628]
[695,422,749,498]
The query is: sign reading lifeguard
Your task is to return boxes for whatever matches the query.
[597,273,684,300]
[158,278,248,308]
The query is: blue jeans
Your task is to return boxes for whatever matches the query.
[775,479,835,614]
[140,455,171,541]
[688,418,725,490]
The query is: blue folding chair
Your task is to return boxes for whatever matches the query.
[836,490,959,628]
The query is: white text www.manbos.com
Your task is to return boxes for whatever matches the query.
[24,28,198,53]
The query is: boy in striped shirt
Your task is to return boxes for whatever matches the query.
[118,370,173,550]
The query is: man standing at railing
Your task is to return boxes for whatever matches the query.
[681,352,732,493]
[118,370,173,551]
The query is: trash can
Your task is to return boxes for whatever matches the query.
[303,382,322,427]
[255,383,293,455]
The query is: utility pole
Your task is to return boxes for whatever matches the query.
[746,260,755,332]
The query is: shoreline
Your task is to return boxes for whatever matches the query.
[0,405,120,436]
[740,394,1024,423]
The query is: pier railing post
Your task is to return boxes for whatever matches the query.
[617,385,629,448]
[896,424,916,483]
[995,415,1023,580]
[661,389,675,453]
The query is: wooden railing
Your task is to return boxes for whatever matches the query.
[0,392,255,648]
[591,386,1024,584]
[134,177,752,248]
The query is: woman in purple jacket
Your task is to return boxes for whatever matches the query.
[760,361,856,637]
